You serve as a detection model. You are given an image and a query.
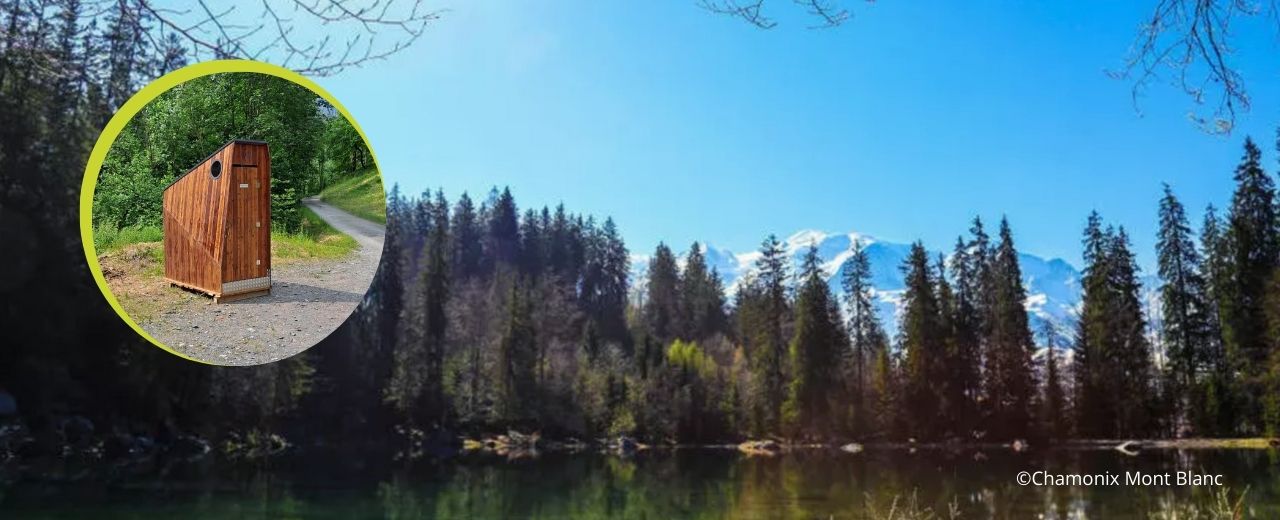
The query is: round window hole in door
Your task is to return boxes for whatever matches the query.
[210,160,222,179]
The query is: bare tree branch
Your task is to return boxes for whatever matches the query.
[1111,0,1278,134]
[131,0,444,76]
[698,0,866,29]
[697,0,777,29]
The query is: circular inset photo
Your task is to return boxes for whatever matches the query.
[81,60,386,366]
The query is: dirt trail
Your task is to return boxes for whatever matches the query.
[143,199,384,365]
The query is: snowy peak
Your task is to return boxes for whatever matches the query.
[631,228,1086,341]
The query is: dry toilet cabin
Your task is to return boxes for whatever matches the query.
[162,140,272,303]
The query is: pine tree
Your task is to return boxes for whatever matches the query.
[749,234,790,435]
[1110,228,1155,437]
[948,233,983,438]
[934,252,964,437]
[451,193,482,280]
[1222,138,1277,432]
[1075,212,1113,438]
[784,245,842,438]
[840,239,886,437]
[496,280,537,425]
[1156,184,1212,435]
[984,218,1035,440]
[899,242,944,439]
[642,243,681,374]
[1197,205,1235,435]
[582,217,631,348]
[1039,321,1066,440]
[376,187,406,392]
[420,190,451,424]
[485,187,521,270]
[547,204,573,277]
[519,208,544,277]
[1076,216,1156,438]
[869,339,899,439]
[679,243,727,340]
[389,191,451,427]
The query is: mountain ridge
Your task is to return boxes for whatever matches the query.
[631,228,1160,346]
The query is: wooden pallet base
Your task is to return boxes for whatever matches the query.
[214,288,271,304]
[166,277,217,297]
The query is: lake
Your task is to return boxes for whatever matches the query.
[3,447,1280,518]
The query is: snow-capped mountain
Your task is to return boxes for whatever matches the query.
[632,229,1091,343]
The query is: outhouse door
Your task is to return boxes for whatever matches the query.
[228,165,266,280]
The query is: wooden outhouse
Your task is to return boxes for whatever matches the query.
[162,140,272,302]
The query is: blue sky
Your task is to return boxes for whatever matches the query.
[317,1,1280,270]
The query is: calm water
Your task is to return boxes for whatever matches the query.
[4,448,1280,518]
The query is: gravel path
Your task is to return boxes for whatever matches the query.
[143,199,384,365]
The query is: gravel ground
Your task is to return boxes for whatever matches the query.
[143,199,384,365]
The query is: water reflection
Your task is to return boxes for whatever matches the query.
[3,448,1279,518]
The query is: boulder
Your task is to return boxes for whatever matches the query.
[738,439,782,456]
[169,434,211,459]
[615,435,639,455]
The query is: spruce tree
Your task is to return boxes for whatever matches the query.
[1197,205,1235,435]
[749,234,790,435]
[680,243,727,340]
[376,187,406,394]
[496,280,537,425]
[1223,138,1277,432]
[840,240,886,437]
[984,218,1035,440]
[784,245,842,438]
[949,234,984,438]
[485,187,521,270]
[451,193,482,280]
[934,252,964,437]
[1076,218,1155,438]
[1075,212,1113,438]
[389,191,451,427]
[519,208,544,278]
[583,217,631,347]
[869,338,898,439]
[1156,184,1212,434]
[899,242,944,439]
[421,191,452,424]
[1110,228,1155,437]
[548,204,573,277]
[643,243,681,373]
[1039,321,1066,440]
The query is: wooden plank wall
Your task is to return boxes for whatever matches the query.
[221,142,271,284]
[163,144,232,294]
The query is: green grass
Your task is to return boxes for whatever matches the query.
[272,206,359,262]
[94,208,353,264]
[317,167,387,224]
[93,222,164,253]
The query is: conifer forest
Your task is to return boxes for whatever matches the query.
[4,0,1280,457]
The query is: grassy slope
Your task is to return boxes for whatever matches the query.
[317,167,387,224]
[272,206,358,263]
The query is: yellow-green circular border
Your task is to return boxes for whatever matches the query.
[79,59,385,364]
